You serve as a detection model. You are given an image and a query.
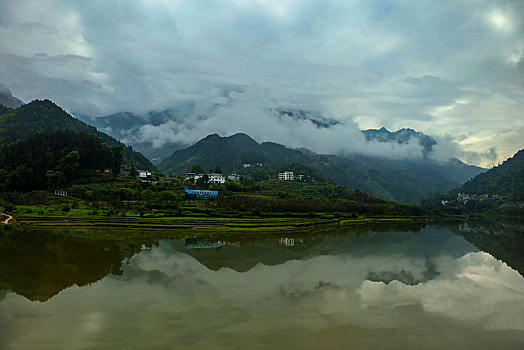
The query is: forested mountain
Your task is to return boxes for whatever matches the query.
[0,100,153,170]
[0,131,123,191]
[159,133,484,203]
[450,149,523,198]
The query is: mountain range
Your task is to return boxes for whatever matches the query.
[0,90,485,203]
[75,107,440,162]
[158,133,483,203]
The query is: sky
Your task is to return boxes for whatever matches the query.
[0,0,523,166]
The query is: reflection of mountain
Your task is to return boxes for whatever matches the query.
[453,219,524,276]
[169,225,475,285]
[0,229,149,301]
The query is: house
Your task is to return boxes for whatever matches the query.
[278,171,294,180]
[138,170,157,184]
[54,189,67,197]
[185,173,202,182]
[119,166,132,177]
[228,173,246,181]
[457,192,470,203]
[208,173,225,184]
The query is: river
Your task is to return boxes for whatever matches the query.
[1,221,523,349]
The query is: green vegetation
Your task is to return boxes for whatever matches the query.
[0,175,428,229]
[0,130,123,191]
[158,133,484,204]
[422,149,524,214]
[0,99,153,170]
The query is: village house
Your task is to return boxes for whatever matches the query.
[208,173,226,184]
[138,170,157,184]
[278,171,295,181]
[278,171,305,181]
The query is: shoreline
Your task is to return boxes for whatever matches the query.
[2,214,453,232]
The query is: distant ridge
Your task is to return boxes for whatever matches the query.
[159,133,484,203]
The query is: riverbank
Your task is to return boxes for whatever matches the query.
[8,214,432,232]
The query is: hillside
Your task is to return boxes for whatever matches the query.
[159,133,484,203]
[452,149,523,198]
[0,100,154,170]
[0,130,123,191]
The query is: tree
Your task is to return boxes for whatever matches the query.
[191,164,205,174]
[215,166,222,174]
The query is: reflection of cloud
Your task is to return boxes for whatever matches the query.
[1,239,523,348]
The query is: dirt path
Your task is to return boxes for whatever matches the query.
[0,212,12,224]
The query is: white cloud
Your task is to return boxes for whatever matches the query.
[0,0,523,165]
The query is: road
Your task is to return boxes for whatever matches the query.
[0,212,12,224]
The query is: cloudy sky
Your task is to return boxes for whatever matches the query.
[0,0,523,166]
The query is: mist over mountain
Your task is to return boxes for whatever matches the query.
[0,86,23,108]
[159,133,484,204]
[75,98,469,165]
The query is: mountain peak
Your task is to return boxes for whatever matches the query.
[0,86,24,108]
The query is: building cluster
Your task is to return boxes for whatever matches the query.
[278,171,304,181]
[456,192,507,204]
[119,166,157,184]
[185,172,226,184]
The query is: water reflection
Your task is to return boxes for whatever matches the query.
[0,228,152,301]
[454,218,524,276]
[0,224,523,349]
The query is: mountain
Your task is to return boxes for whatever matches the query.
[159,133,484,203]
[363,127,437,155]
[451,149,524,198]
[0,100,154,170]
[0,86,23,108]
[75,106,438,163]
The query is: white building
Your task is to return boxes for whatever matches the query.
[278,171,295,181]
[457,193,470,203]
[228,174,240,181]
[138,170,152,179]
[208,173,226,184]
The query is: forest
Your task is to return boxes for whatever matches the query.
[0,130,123,192]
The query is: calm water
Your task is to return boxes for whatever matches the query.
[1,222,523,349]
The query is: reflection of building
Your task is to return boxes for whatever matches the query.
[279,238,295,246]
[185,238,225,249]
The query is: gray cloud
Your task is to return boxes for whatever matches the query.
[0,0,523,166]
